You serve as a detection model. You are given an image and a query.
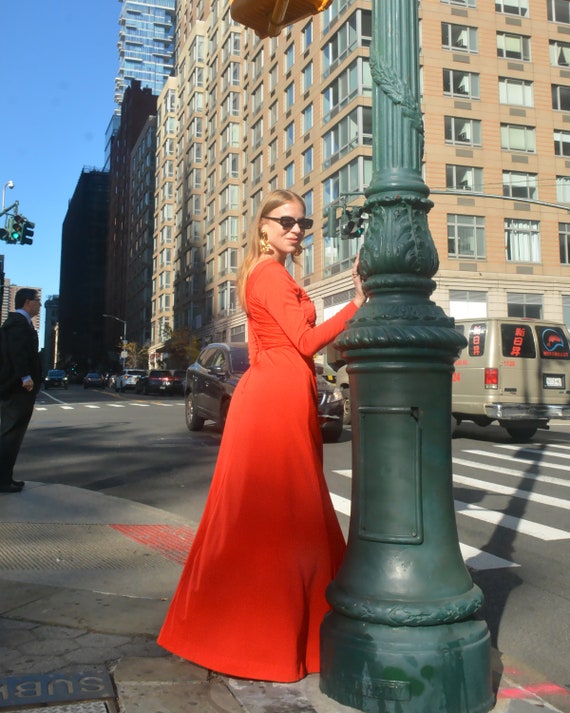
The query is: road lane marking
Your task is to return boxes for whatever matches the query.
[497,444,570,461]
[454,456,570,488]
[458,544,519,570]
[454,500,570,540]
[453,474,570,510]
[41,391,68,404]
[464,449,570,474]
[330,492,350,516]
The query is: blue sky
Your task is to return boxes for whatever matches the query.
[1,1,119,335]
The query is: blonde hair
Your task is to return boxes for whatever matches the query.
[237,189,306,312]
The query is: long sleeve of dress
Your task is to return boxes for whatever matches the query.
[249,261,358,357]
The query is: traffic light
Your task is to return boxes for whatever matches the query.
[326,205,339,239]
[340,207,367,238]
[0,227,8,243]
[20,218,34,245]
[340,209,355,236]
[8,214,24,242]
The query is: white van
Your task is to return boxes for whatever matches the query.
[452,318,570,440]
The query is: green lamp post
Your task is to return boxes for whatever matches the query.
[317,0,493,709]
[230,0,493,708]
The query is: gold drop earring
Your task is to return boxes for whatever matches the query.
[260,230,271,254]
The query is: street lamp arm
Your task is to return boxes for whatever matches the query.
[102,314,127,340]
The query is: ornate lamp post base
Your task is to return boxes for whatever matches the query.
[321,616,492,713]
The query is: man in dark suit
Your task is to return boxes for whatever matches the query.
[0,288,42,493]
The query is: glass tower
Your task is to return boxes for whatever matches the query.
[114,0,176,107]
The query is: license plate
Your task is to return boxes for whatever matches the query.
[160,385,166,389]
[544,374,564,389]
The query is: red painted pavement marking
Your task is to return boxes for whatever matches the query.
[498,683,569,699]
[110,524,195,565]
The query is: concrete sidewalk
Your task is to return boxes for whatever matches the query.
[0,481,567,713]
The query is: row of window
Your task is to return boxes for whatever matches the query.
[444,69,570,112]
[441,25,570,64]
[447,214,570,265]
[443,163,570,200]
[448,289,570,323]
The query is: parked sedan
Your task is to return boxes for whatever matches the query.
[83,372,106,389]
[44,369,68,390]
[184,343,344,441]
[136,369,180,395]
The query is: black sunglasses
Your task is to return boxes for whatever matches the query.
[262,215,314,231]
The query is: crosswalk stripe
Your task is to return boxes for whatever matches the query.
[459,544,519,570]
[330,492,351,516]
[35,400,184,411]
[454,457,570,489]
[465,449,570,474]
[328,488,517,569]
[454,500,570,540]
[453,473,570,510]
[498,444,570,461]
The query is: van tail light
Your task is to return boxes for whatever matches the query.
[485,368,498,389]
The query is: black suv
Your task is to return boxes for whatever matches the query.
[185,343,249,431]
[184,342,344,441]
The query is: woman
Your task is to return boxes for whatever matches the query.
[158,189,366,682]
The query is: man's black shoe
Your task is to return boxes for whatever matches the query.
[0,483,24,493]
[12,480,25,488]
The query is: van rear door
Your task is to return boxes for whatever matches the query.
[533,324,570,404]
[499,323,540,403]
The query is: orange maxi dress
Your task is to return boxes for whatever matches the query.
[157,259,359,682]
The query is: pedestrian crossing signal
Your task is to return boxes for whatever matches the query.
[230,0,333,38]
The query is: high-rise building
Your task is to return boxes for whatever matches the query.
[421,0,570,323]
[149,76,177,367]
[105,80,157,354]
[127,115,157,345]
[169,0,369,350]
[1,283,42,331]
[59,169,110,371]
[114,0,176,107]
[165,0,570,351]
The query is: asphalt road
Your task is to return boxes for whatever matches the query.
[19,384,570,693]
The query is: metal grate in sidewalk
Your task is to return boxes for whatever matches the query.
[1,702,115,713]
